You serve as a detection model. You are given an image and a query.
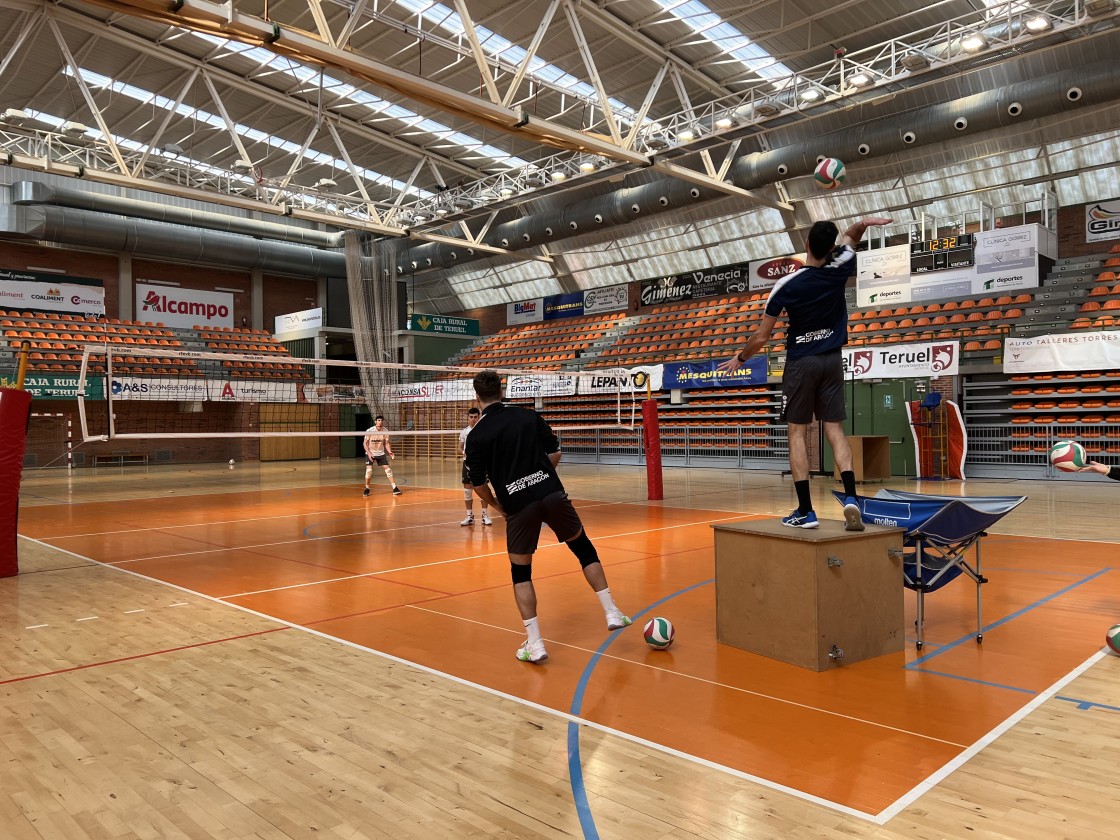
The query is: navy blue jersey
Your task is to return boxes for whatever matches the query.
[765,245,856,359]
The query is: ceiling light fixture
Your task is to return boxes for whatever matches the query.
[901,53,930,71]
[1086,0,1114,16]
[160,142,184,156]
[1025,14,1052,31]
[579,160,597,173]
[714,116,735,129]
[232,159,254,174]
[800,89,821,101]
[961,32,988,52]
[677,127,696,141]
[753,103,780,117]
[313,178,337,190]
[61,121,88,136]
[550,171,567,182]
[849,73,872,87]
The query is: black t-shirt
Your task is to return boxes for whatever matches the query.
[765,244,856,359]
[465,402,564,514]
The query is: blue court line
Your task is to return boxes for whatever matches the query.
[567,579,713,840]
[1056,695,1120,713]
[910,668,1035,694]
[906,567,1112,670]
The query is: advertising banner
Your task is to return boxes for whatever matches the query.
[0,373,103,399]
[507,298,543,325]
[576,365,664,395]
[856,245,911,307]
[639,275,693,307]
[543,292,584,321]
[408,312,480,336]
[275,307,323,335]
[136,283,234,329]
[748,254,805,292]
[1086,199,1120,243]
[972,224,1038,294]
[301,383,367,404]
[582,285,629,314]
[208,380,299,402]
[662,358,767,389]
[842,341,959,380]
[0,272,106,316]
[1003,331,1120,373]
[383,379,476,403]
[506,373,577,398]
[108,376,209,401]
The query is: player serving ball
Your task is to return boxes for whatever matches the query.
[719,214,892,531]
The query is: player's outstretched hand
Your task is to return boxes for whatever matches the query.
[1080,461,1110,475]
[864,217,893,227]
[717,354,743,373]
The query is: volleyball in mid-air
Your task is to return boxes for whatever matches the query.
[643,617,675,649]
[813,157,846,190]
[1048,440,1086,472]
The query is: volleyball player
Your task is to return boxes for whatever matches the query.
[465,370,630,664]
[719,216,893,530]
[363,415,402,496]
[458,406,491,526]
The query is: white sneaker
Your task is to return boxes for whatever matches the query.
[481,512,493,526]
[460,514,474,526]
[605,609,632,631]
[516,638,548,663]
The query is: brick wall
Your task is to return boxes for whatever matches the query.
[263,274,319,332]
[0,242,119,313]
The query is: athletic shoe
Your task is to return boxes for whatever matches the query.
[782,509,819,529]
[362,487,370,497]
[460,514,474,526]
[516,638,548,663]
[392,486,403,495]
[605,609,632,631]
[843,497,865,532]
[481,512,493,526]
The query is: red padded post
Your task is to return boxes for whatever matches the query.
[0,388,32,577]
[642,398,663,501]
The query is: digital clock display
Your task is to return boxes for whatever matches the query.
[909,233,975,272]
[911,234,974,254]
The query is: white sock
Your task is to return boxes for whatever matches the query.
[595,588,618,613]
[523,616,541,645]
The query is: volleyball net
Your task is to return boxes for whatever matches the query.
[75,344,639,442]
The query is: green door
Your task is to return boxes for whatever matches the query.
[823,379,918,476]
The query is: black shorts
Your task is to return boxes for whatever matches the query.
[781,350,846,425]
[505,490,583,556]
[367,454,389,467]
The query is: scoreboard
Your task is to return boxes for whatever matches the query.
[909,234,975,273]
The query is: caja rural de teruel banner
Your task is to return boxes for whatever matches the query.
[1003,332,1120,373]
[135,283,233,329]
[841,341,960,380]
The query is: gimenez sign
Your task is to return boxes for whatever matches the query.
[135,282,233,328]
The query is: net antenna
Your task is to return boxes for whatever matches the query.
[345,231,399,419]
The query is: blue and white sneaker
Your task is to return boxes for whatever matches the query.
[782,509,819,529]
[842,496,865,532]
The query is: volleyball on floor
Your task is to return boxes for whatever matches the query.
[1049,440,1086,472]
[813,157,846,190]
[643,617,675,649]
[1107,624,1120,655]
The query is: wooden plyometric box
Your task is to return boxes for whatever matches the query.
[711,518,904,671]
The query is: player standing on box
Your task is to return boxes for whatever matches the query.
[363,415,402,496]
[458,406,491,526]
[719,216,892,531]
[465,370,630,664]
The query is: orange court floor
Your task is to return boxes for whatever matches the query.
[9,457,1120,836]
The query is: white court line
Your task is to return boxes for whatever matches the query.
[25,624,49,629]
[217,514,744,600]
[76,616,98,622]
[123,609,145,614]
[19,533,1110,825]
[406,604,965,748]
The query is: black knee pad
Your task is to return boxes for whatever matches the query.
[511,562,533,584]
[567,532,600,568]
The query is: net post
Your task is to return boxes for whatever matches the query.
[0,386,32,577]
[642,396,663,501]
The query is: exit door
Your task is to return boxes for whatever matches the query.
[823,379,918,476]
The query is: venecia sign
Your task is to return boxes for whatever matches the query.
[135,282,233,328]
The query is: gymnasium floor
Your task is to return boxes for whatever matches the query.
[5,458,1120,839]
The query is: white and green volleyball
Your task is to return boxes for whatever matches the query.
[643,617,675,649]
[1049,440,1086,472]
[813,157,846,190]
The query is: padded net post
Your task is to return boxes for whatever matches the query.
[0,388,32,576]
[642,398,663,501]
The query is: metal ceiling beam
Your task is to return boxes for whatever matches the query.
[74,0,650,166]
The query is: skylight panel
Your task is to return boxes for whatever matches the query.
[653,0,793,82]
